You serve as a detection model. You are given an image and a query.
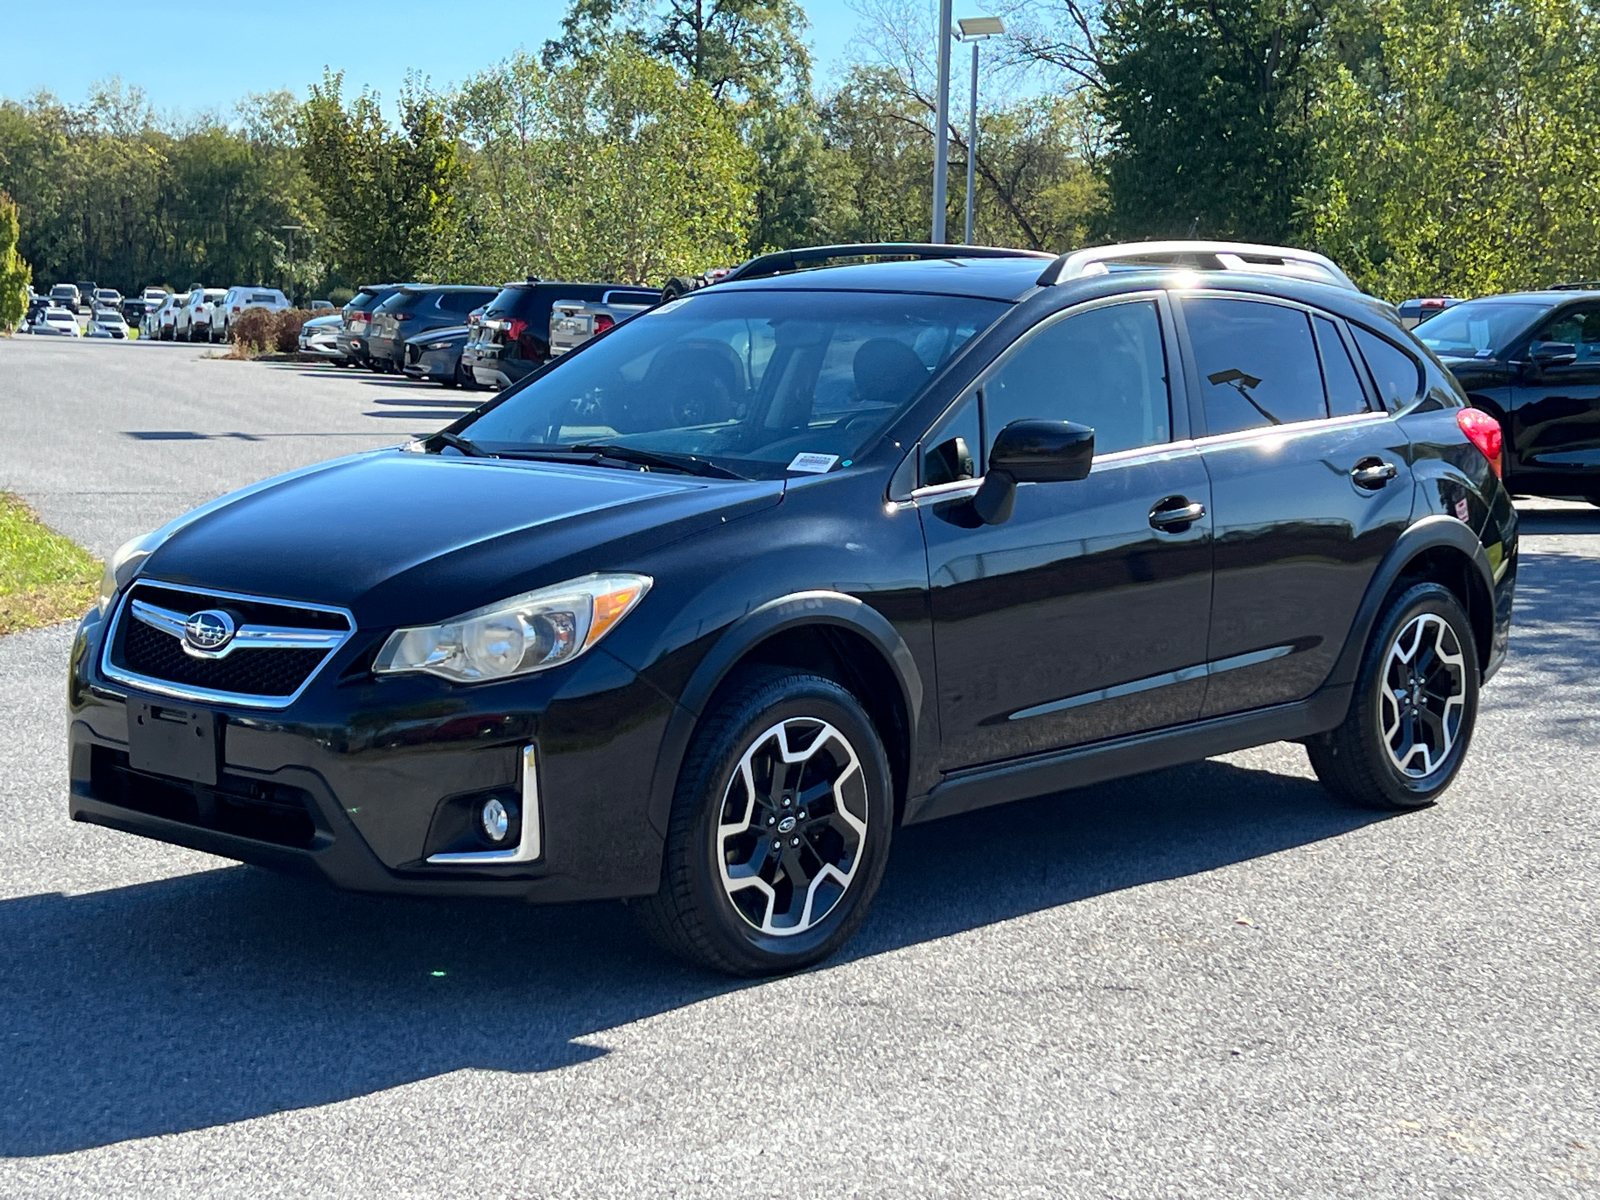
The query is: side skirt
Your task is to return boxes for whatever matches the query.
[903,684,1352,826]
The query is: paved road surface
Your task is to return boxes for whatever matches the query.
[0,334,1596,1197]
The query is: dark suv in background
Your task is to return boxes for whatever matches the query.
[466,280,629,389]
[364,285,501,374]
[337,284,414,368]
[71,240,1516,977]
[1417,288,1600,503]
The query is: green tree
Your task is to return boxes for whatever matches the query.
[1304,0,1600,297]
[446,44,754,284]
[297,72,462,284]
[1098,0,1324,241]
[0,191,31,329]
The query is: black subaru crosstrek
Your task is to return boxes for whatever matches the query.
[70,241,1517,976]
[1413,287,1600,504]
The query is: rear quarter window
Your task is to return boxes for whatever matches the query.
[1351,326,1423,411]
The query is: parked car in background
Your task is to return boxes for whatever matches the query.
[34,307,80,336]
[174,288,227,341]
[468,280,622,389]
[74,282,97,312]
[93,288,123,311]
[297,313,344,360]
[120,297,150,325]
[23,296,49,330]
[210,286,290,342]
[142,286,170,307]
[143,294,181,340]
[309,300,335,312]
[1419,287,1600,504]
[49,284,80,312]
[402,325,474,387]
[87,311,130,339]
[548,288,660,356]
[1397,297,1463,329]
[337,284,414,367]
[365,285,501,373]
[72,240,1518,975]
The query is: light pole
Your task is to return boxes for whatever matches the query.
[956,17,1004,246]
[931,0,955,243]
[276,224,302,305]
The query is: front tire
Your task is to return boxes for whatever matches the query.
[638,669,893,975]
[1309,583,1479,810]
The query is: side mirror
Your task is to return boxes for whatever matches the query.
[972,419,1095,525]
[1530,340,1578,366]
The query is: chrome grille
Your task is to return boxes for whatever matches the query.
[102,581,356,709]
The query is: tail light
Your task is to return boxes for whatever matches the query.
[231,305,242,312]
[594,314,615,334]
[394,312,413,321]
[507,318,528,342]
[1457,407,1503,477]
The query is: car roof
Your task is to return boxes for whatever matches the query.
[715,255,1050,301]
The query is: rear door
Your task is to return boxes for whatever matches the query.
[922,294,1215,767]
[1177,294,1414,717]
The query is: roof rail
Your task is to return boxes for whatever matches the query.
[724,242,1052,284]
[1548,281,1600,291]
[1037,241,1359,292]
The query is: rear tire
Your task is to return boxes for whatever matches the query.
[1308,583,1479,810]
[637,668,893,976]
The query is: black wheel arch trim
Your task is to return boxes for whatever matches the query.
[1326,514,1496,691]
[643,590,925,841]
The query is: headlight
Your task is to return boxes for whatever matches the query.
[424,341,451,351]
[372,573,651,683]
[98,533,157,613]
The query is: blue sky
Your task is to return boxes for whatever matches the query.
[0,0,876,117]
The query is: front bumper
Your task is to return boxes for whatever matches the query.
[67,603,675,902]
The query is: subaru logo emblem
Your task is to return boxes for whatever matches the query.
[777,816,797,834]
[184,609,236,653]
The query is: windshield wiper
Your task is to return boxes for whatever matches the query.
[424,430,493,458]
[561,444,746,480]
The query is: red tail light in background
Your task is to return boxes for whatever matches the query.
[507,318,528,342]
[594,314,615,334]
[231,305,242,312]
[1457,407,1503,477]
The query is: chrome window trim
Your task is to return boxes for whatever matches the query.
[427,745,543,864]
[99,580,357,711]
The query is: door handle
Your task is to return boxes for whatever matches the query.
[1149,497,1206,530]
[1351,459,1399,489]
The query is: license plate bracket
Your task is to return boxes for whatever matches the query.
[127,702,221,786]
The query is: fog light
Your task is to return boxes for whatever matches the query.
[481,797,510,843]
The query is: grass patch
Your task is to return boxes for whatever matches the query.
[0,493,101,635]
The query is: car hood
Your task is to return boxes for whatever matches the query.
[139,449,784,627]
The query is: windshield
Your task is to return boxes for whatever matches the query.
[456,289,1005,478]
[1416,300,1547,357]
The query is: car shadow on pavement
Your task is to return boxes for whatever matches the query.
[1479,548,1600,742]
[0,756,1383,1157]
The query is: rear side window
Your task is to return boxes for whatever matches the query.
[984,300,1171,457]
[1185,298,1326,435]
[1351,326,1423,410]
[1315,316,1370,417]
[439,290,496,313]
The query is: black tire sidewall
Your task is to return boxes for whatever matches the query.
[1356,583,1481,805]
[678,675,892,973]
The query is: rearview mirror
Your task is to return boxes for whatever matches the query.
[972,419,1095,525]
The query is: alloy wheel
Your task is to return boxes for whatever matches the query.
[1379,612,1467,777]
[715,717,869,936]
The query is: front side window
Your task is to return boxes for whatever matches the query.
[1351,326,1423,411]
[922,395,981,486]
[982,300,1171,457]
[458,289,1005,478]
[1532,305,1600,361]
[1185,297,1327,435]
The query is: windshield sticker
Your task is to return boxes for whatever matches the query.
[788,453,840,474]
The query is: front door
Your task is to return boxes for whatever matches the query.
[1508,303,1600,489]
[920,294,1214,770]
[1176,295,1416,718]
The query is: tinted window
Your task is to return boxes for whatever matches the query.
[460,290,1003,478]
[983,300,1170,457]
[1315,316,1369,417]
[1534,305,1600,361]
[1351,326,1422,410]
[439,290,495,313]
[1185,298,1326,435]
[922,395,981,486]
[1414,300,1544,357]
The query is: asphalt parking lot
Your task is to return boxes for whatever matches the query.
[0,333,1596,1197]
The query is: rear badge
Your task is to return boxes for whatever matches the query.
[787,453,839,474]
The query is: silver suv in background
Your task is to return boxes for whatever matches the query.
[548,288,660,356]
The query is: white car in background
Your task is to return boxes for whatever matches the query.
[210,286,290,341]
[297,312,344,359]
[34,307,80,336]
[174,288,227,342]
[143,294,181,340]
[87,310,130,339]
